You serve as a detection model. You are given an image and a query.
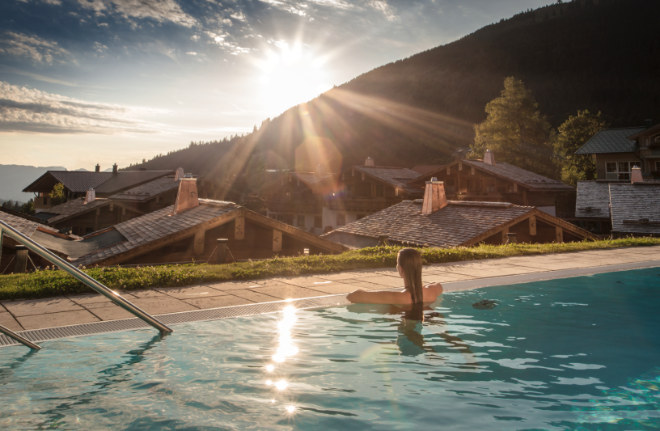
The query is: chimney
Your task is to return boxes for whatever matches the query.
[112,163,118,174]
[174,167,184,181]
[484,149,495,165]
[631,166,643,184]
[95,164,100,173]
[172,178,199,214]
[421,177,447,215]
[84,188,96,204]
[364,156,375,167]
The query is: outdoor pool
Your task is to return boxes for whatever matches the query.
[1,267,659,430]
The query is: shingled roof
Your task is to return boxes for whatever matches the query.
[0,209,80,256]
[609,183,660,235]
[575,181,611,219]
[23,171,112,194]
[323,199,535,248]
[0,209,52,238]
[460,160,573,191]
[353,165,423,194]
[39,197,112,224]
[74,200,241,266]
[110,176,180,202]
[74,198,345,266]
[575,127,645,155]
[23,170,173,195]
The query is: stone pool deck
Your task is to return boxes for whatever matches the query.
[1,246,659,333]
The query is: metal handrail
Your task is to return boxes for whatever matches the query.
[0,324,41,350]
[0,221,172,343]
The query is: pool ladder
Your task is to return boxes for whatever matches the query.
[0,220,173,349]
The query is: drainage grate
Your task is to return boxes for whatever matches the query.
[0,295,350,348]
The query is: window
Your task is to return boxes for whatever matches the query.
[314,216,322,228]
[655,161,660,171]
[296,215,305,227]
[606,161,640,180]
[336,213,345,226]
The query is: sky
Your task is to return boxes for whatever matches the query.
[1,0,551,171]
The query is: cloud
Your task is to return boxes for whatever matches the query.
[76,0,197,28]
[205,30,251,55]
[0,31,74,64]
[0,81,156,134]
[368,0,398,22]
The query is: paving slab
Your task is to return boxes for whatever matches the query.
[0,311,22,331]
[183,295,253,309]
[129,297,197,314]
[86,305,136,321]
[3,298,83,317]
[67,293,114,306]
[251,284,325,300]
[17,310,99,330]
[298,281,356,295]
[156,285,227,299]
[226,289,280,303]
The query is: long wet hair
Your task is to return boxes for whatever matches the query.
[397,248,424,306]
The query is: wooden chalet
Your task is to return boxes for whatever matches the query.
[323,157,423,231]
[413,150,574,217]
[23,164,174,210]
[576,123,660,181]
[322,179,595,249]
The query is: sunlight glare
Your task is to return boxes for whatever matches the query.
[257,40,331,117]
[272,305,299,363]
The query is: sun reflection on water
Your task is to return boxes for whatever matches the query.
[264,304,300,417]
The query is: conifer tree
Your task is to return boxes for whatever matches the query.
[553,109,606,185]
[472,77,556,178]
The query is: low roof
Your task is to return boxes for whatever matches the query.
[460,160,573,191]
[110,176,180,202]
[0,209,53,238]
[74,200,241,266]
[40,197,112,224]
[575,127,645,155]
[94,170,173,194]
[23,170,173,195]
[575,181,611,219]
[609,183,660,235]
[74,198,344,266]
[23,171,112,194]
[0,209,81,256]
[323,200,534,248]
[353,165,422,194]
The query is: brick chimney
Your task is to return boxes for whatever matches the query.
[421,177,447,215]
[364,156,375,167]
[112,163,118,174]
[84,188,96,204]
[172,178,199,214]
[174,167,184,181]
[95,164,100,173]
[484,149,495,165]
[631,166,643,184]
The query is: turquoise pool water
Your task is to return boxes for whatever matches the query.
[1,267,659,430]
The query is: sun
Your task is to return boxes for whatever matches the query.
[256,40,331,117]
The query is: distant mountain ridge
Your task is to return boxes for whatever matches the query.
[134,0,660,200]
[0,164,66,203]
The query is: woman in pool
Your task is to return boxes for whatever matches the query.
[346,248,443,306]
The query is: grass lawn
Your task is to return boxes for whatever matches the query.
[1,237,658,300]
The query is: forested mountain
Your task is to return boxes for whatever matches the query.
[134,0,660,201]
